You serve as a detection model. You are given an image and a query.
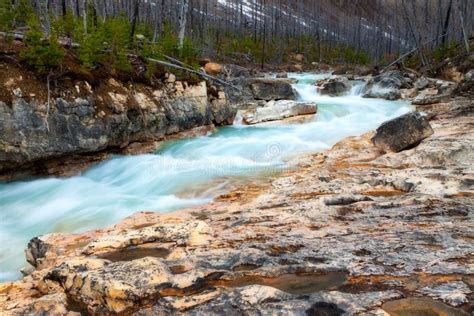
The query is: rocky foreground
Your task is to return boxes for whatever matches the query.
[0,88,472,314]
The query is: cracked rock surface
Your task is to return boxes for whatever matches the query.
[0,97,472,315]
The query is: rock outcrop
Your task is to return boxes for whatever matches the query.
[371,112,434,152]
[247,78,296,101]
[1,95,472,315]
[241,100,317,125]
[316,77,351,96]
[0,76,237,178]
[363,71,412,100]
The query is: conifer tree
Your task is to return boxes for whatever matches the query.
[21,17,64,74]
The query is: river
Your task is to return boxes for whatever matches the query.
[0,73,411,281]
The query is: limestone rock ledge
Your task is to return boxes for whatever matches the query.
[0,97,472,315]
[0,77,235,178]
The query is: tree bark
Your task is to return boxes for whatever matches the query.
[178,0,190,48]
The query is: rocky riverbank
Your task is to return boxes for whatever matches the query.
[1,84,472,314]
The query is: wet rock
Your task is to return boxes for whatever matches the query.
[305,302,345,316]
[419,281,471,307]
[371,112,434,152]
[363,71,411,100]
[247,78,296,101]
[382,297,469,316]
[1,96,472,315]
[242,100,317,125]
[317,77,351,96]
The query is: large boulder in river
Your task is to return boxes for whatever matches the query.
[248,78,296,101]
[363,71,412,100]
[371,112,434,152]
[316,77,351,96]
[242,100,316,125]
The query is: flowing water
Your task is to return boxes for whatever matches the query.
[0,73,411,281]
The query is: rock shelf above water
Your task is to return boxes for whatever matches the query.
[1,95,472,315]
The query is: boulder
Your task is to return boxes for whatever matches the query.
[371,112,434,152]
[242,100,317,125]
[204,62,223,75]
[363,71,411,100]
[248,78,296,101]
[276,72,288,78]
[317,77,351,96]
[414,77,430,90]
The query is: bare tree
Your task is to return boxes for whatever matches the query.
[178,0,190,48]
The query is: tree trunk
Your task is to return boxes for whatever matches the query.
[457,0,470,53]
[441,0,453,46]
[178,0,190,48]
[82,0,87,34]
[130,0,141,43]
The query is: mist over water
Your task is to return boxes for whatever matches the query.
[0,73,412,281]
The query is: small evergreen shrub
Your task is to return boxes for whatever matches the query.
[20,17,64,74]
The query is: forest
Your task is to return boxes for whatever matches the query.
[1,0,473,75]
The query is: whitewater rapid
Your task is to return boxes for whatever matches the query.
[0,73,412,281]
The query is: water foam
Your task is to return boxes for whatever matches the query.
[0,72,411,281]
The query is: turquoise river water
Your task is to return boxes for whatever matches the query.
[0,73,411,281]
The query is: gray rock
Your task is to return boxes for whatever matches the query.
[242,100,317,125]
[248,78,296,101]
[317,77,351,96]
[0,81,237,176]
[363,71,411,100]
[414,77,430,90]
[419,281,471,307]
[276,72,288,78]
[412,93,451,105]
[372,112,434,152]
